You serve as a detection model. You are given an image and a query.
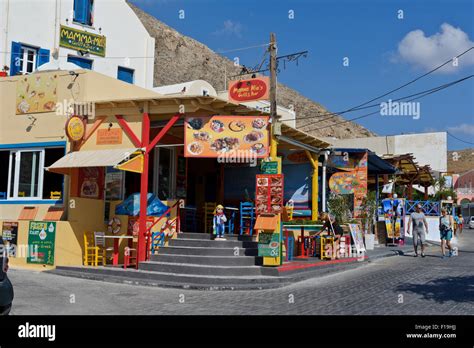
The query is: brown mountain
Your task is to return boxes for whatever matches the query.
[447,148,474,174]
[128,2,375,139]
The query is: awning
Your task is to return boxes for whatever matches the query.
[46,148,139,174]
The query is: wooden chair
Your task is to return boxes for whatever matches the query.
[239,202,255,235]
[18,191,25,197]
[203,202,216,233]
[150,231,165,255]
[83,231,100,266]
[94,231,114,266]
[285,201,295,221]
[50,191,61,200]
[224,207,237,235]
[124,235,138,269]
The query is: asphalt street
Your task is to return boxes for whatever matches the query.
[7,228,474,315]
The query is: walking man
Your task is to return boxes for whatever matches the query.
[407,204,429,257]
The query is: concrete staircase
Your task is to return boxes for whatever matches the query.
[52,232,291,290]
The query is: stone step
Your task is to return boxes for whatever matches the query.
[169,238,258,249]
[150,253,261,266]
[157,246,258,257]
[51,266,288,290]
[139,261,265,276]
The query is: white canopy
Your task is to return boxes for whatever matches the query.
[46,148,138,174]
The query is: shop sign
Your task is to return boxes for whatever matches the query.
[1,221,18,257]
[258,232,280,257]
[65,116,86,142]
[256,174,284,215]
[16,74,58,115]
[116,154,144,173]
[261,161,278,174]
[78,167,104,199]
[184,116,270,158]
[228,77,269,103]
[348,223,366,254]
[59,25,106,57]
[105,167,125,201]
[27,221,56,265]
[97,128,123,145]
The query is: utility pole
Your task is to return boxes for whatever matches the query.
[269,32,280,159]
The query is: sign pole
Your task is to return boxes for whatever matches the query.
[269,33,279,161]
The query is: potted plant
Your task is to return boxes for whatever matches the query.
[0,66,9,77]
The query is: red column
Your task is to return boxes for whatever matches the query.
[138,113,150,263]
[424,186,428,200]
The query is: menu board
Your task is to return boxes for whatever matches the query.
[16,74,58,114]
[258,232,280,257]
[27,221,56,265]
[255,174,284,215]
[348,223,366,254]
[184,116,270,158]
[79,167,105,199]
[1,221,18,257]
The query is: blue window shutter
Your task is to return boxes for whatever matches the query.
[10,42,22,76]
[117,67,134,84]
[74,0,87,24]
[37,48,50,68]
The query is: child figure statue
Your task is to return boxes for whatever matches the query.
[213,205,227,240]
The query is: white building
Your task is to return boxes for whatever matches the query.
[0,0,155,88]
[325,132,448,174]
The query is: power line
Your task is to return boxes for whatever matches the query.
[447,131,474,145]
[215,43,270,54]
[300,74,474,133]
[285,46,474,122]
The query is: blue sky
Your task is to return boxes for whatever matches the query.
[130,0,474,150]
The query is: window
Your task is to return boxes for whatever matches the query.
[9,42,50,76]
[153,148,176,200]
[73,0,94,26]
[67,56,93,70]
[0,147,64,201]
[117,66,134,84]
[8,149,44,199]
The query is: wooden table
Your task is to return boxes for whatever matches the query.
[103,235,134,266]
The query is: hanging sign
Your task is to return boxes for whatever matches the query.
[184,116,270,158]
[116,154,144,173]
[27,221,56,265]
[97,128,123,145]
[261,161,278,174]
[59,25,106,57]
[65,116,86,142]
[255,174,284,215]
[228,77,269,103]
[78,167,104,199]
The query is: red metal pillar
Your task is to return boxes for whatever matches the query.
[138,113,150,263]
[424,186,428,200]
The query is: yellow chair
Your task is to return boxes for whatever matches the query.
[18,191,25,197]
[285,201,294,221]
[203,202,216,233]
[50,191,61,200]
[320,236,335,260]
[83,231,100,266]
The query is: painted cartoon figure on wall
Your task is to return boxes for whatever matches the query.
[213,205,227,240]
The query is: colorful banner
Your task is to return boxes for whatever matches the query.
[228,77,269,103]
[27,221,56,265]
[59,25,106,57]
[16,74,58,114]
[184,116,270,158]
[329,172,357,194]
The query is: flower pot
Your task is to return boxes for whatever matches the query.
[0,72,7,77]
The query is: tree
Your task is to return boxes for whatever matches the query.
[360,191,377,234]
[327,193,352,224]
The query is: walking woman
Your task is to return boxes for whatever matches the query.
[439,209,455,259]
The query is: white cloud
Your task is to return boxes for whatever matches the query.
[448,123,474,135]
[396,23,474,73]
[213,20,243,38]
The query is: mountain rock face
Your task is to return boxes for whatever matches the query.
[128,2,375,139]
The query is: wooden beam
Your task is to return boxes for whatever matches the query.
[115,115,142,148]
[147,113,182,152]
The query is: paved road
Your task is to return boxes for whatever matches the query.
[7,229,474,315]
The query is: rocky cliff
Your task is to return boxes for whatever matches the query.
[128,2,375,139]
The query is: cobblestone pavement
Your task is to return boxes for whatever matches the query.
[8,229,474,315]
